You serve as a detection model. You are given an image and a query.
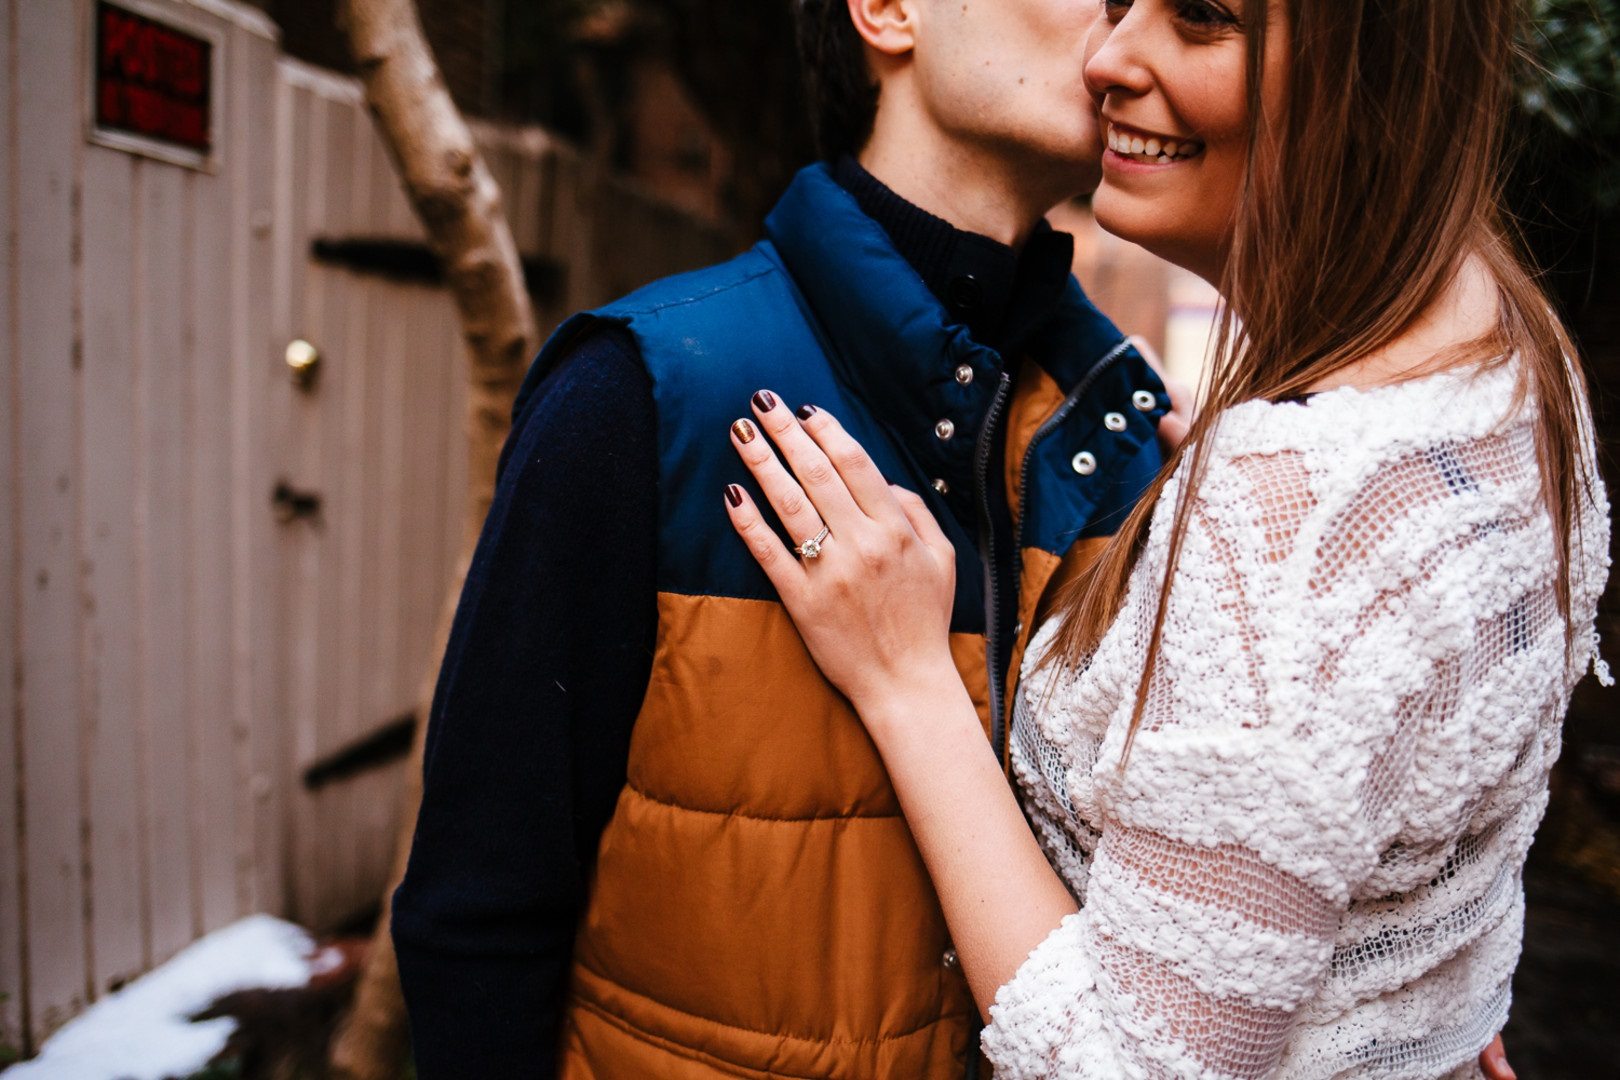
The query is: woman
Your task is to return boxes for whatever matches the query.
[720,0,1611,1076]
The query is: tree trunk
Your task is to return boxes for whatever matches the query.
[329,1,537,1075]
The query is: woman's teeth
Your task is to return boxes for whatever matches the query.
[1107,125,1203,164]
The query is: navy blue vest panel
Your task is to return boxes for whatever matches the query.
[513,164,1171,636]
[525,261,993,634]
[1021,346,1171,554]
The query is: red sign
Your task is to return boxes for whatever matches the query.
[94,2,213,155]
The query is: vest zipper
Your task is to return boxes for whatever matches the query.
[973,371,1015,762]
[962,340,1133,1080]
[977,338,1135,767]
[962,367,1013,1080]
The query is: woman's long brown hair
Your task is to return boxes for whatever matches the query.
[1047,0,1599,762]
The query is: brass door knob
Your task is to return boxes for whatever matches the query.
[285,339,320,390]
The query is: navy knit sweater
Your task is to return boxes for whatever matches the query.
[391,159,1076,1078]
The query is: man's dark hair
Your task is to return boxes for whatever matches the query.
[793,0,881,160]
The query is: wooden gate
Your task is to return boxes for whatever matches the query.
[1,0,732,1053]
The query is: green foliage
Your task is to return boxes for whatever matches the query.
[0,990,18,1068]
[1517,0,1620,207]
[180,1059,244,1080]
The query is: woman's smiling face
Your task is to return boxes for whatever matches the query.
[1083,0,1289,282]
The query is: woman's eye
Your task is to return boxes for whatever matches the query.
[1174,0,1238,28]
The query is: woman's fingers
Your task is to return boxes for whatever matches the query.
[891,485,955,575]
[732,409,829,555]
[748,391,863,532]
[795,405,908,525]
[1128,334,1195,452]
[1479,1035,1515,1080]
[723,483,806,599]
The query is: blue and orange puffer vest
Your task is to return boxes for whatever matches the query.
[545,165,1168,1079]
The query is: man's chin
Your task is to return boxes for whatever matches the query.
[1072,160,1104,200]
[1043,156,1104,205]
[1043,133,1106,201]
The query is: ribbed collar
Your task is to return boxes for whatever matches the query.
[830,156,1074,356]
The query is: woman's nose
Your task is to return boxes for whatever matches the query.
[1083,9,1155,99]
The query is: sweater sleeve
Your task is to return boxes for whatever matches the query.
[983,431,1544,1079]
[391,324,658,1080]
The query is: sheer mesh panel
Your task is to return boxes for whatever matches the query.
[1309,429,1533,600]
[1105,827,1338,942]
[1095,933,1296,1079]
[1344,982,1510,1076]
[1010,687,1098,887]
[1330,856,1515,985]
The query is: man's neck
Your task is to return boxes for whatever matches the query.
[857,114,1066,250]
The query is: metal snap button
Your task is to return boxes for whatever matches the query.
[954,364,975,386]
[934,419,956,441]
[932,478,950,495]
[1132,389,1157,412]
[942,948,959,969]
[1104,411,1128,432]
[1071,451,1097,475]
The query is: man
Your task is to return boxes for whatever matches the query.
[389,2,1515,1077]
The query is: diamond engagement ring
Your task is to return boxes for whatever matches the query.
[794,526,831,560]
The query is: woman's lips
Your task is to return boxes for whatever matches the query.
[1104,121,1205,165]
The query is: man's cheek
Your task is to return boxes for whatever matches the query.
[1075,108,1106,191]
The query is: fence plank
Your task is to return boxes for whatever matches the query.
[245,44,298,923]
[281,80,326,926]
[228,18,284,922]
[13,0,89,1041]
[373,283,408,730]
[0,0,26,1049]
[313,97,358,923]
[187,142,242,938]
[78,144,149,997]
[340,269,374,729]
[135,156,200,965]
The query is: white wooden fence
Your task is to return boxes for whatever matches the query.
[0,0,732,1053]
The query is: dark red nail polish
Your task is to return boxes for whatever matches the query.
[725,484,743,508]
[752,389,777,412]
[796,404,819,420]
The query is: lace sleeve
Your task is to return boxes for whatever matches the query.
[983,432,1537,1079]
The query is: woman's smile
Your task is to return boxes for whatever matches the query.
[1102,120,1206,169]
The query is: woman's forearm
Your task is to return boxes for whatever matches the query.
[862,669,1080,1018]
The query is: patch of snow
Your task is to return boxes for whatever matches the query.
[7,914,316,1080]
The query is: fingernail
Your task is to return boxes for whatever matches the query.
[725,484,743,508]
[732,418,757,444]
[796,403,819,420]
[752,389,777,412]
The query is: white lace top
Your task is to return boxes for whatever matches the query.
[983,359,1612,1079]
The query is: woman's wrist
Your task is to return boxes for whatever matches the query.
[854,655,980,744]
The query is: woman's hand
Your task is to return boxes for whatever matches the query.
[1129,334,1194,451]
[1480,1034,1515,1080]
[724,390,960,718]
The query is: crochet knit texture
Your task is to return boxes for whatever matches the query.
[985,358,1612,1079]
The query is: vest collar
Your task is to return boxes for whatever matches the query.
[763,164,1128,507]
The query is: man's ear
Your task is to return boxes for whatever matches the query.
[847,0,918,57]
